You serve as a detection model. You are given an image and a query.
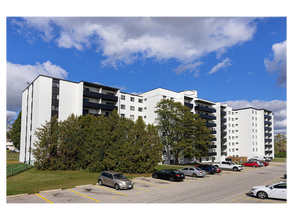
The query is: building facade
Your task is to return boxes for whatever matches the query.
[20,75,274,164]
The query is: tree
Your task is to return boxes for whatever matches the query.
[32,115,60,170]
[274,133,287,154]
[10,111,21,150]
[155,99,213,164]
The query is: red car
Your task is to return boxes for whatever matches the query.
[242,161,259,167]
[262,161,269,166]
[216,167,222,173]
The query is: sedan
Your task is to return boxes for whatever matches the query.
[152,169,185,181]
[179,167,207,177]
[242,161,259,167]
[250,182,287,200]
[98,171,134,190]
[262,161,269,166]
[195,164,217,174]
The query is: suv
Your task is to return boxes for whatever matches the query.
[98,171,134,190]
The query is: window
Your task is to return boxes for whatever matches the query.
[121,104,125,109]
[163,95,167,99]
[121,114,125,117]
[130,115,134,120]
[130,97,135,102]
[121,95,125,100]
[138,99,143,103]
[138,107,143,112]
[130,106,135,111]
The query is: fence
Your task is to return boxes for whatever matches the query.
[6,163,34,177]
[227,156,247,163]
[3,152,34,177]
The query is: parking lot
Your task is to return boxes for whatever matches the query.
[7,162,286,203]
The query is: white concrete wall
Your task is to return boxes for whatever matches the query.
[59,81,83,121]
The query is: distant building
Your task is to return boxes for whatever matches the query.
[20,75,274,164]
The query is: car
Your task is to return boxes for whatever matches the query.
[216,167,222,173]
[11,149,20,153]
[250,182,287,200]
[242,161,259,167]
[98,171,134,190]
[178,167,207,177]
[257,161,264,167]
[195,164,217,174]
[152,169,185,181]
[262,161,269,166]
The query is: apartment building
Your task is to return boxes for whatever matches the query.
[20,75,274,164]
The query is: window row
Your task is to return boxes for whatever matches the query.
[121,105,143,112]
[121,95,143,103]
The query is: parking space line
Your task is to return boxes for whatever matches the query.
[152,178,181,185]
[94,185,128,196]
[68,189,100,202]
[36,194,53,204]
[133,180,168,188]
[134,187,150,192]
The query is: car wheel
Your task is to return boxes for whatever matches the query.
[115,184,120,190]
[253,165,255,167]
[233,167,238,171]
[98,179,103,186]
[192,173,197,177]
[153,174,158,179]
[257,191,268,199]
[169,177,175,182]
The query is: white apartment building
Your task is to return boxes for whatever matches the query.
[20,75,274,164]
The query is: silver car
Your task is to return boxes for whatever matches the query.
[179,167,207,177]
[98,171,134,190]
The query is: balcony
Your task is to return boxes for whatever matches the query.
[221,124,227,129]
[209,145,217,149]
[265,139,272,142]
[221,138,227,143]
[83,90,118,102]
[195,105,216,113]
[264,121,272,125]
[221,110,226,115]
[199,114,216,120]
[210,130,217,134]
[264,114,272,119]
[184,102,194,109]
[221,152,227,156]
[206,122,216,127]
[265,127,272,131]
[221,117,227,122]
[207,152,217,156]
[83,101,118,111]
[265,133,272,137]
[221,131,227,136]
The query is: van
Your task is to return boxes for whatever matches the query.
[253,155,271,162]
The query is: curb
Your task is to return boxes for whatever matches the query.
[39,188,62,193]
[75,184,94,188]
[6,193,29,198]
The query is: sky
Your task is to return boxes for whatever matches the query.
[5,5,288,135]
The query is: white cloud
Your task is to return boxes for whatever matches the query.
[12,17,257,71]
[173,61,204,75]
[264,40,287,87]
[209,58,232,74]
[224,99,287,134]
[6,61,68,113]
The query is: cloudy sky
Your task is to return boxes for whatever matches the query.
[6,15,287,133]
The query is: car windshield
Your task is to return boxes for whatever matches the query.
[172,170,181,174]
[114,174,126,179]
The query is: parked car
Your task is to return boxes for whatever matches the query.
[257,161,264,167]
[98,171,134,190]
[250,182,287,200]
[11,149,20,153]
[152,169,185,181]
[253,155,271,162]
[242,161,259,167]
[262,161,269,166]
[178,167,207,178]
[195,164,217,174]
[212,161,243,171]
[216,167,222,173]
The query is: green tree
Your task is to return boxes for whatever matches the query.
[32,115,60,170]
[10,111,21,150]
[155,99,213,164]
[274,133,287,154]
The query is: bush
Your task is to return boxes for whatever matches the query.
[275,152,287,158]
[32,110,163,173]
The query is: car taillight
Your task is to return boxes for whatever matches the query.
[199,172,202,174]
[175,174,180,177]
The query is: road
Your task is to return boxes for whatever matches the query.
[7,162,286,203]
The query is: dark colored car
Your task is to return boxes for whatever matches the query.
[152,169,185,181]
[195,164,217,174]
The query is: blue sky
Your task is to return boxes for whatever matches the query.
[6,16,287,133]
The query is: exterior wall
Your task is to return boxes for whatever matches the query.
[59,80,83,120]
[20,75,275,164]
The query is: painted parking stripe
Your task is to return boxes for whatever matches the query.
[134,186,150,192]
[236,196,286,203]
[152,178,181,185]
[133,180,168,188]
[36,194,53,204]
[94,185,128,196]
[68,189,100,202]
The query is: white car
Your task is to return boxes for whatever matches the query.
[250,182,287,200]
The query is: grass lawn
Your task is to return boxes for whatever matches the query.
[7,164,186,196]
[271,157,287,163]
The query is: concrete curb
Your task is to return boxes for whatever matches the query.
[7,193,29,198]
[75,184,94,188]
[39,188,62,193]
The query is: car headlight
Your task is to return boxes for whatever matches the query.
[251,187,257,191]
[120,182,126,185]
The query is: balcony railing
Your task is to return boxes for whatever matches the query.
[195,105,216,113]
[184,102,194,109]
[83,90,118,102]
[199,114,216,120]
[207,152,217,156]
[83,101,118,111]
[206,122,216,127]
